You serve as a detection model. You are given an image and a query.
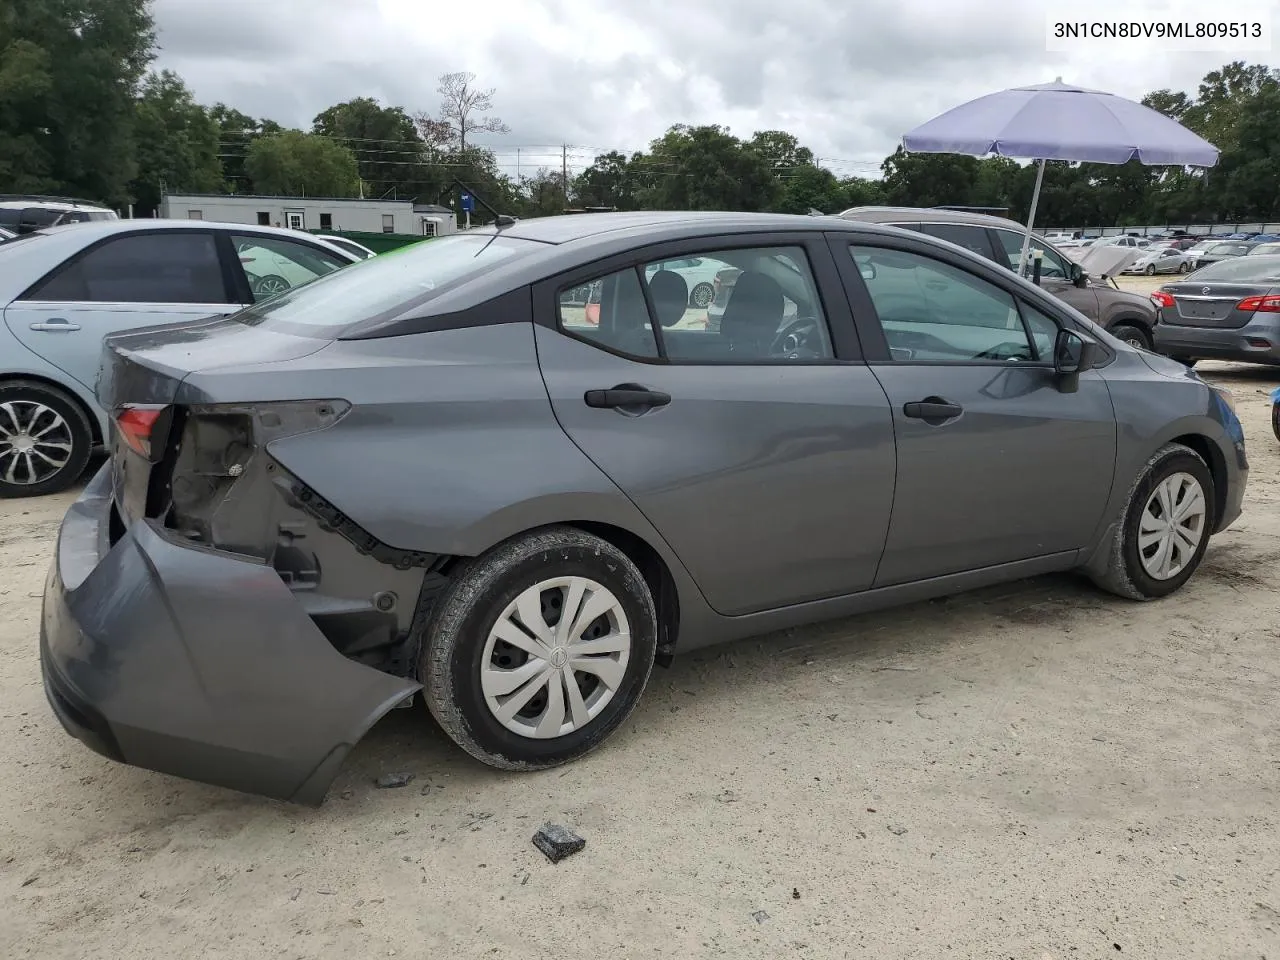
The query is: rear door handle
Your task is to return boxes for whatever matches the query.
[903,397,963,422]
[30,319,81,332]
[584,385,672,410]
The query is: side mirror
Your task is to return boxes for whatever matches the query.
[1054,329,1101,375]
[1068,261,1087,287]
[858,260,876,281]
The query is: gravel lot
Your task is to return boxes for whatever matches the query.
[3,277,1278,959]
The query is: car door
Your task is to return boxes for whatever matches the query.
[989,227,1100,320]
[833,234,1117,587]
[534,235,897,617]
[226,232,351,303]
[2,230,238,396]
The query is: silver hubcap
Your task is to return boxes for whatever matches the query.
[481,576,631,739]
[1138,472,1207,580]
[0,400,73,486]
[256,276,288,296]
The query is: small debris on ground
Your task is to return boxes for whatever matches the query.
[532,824,586,864]
[888,824,909,836]
[289,888,301,901]
[752,910,770,923]
[792,887,801,899]
[20,875,37,887]
[715,789,740,803]
[375,772,414,789]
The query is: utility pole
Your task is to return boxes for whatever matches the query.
[562,144,569,205]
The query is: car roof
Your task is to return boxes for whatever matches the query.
[26,218,348,244]
[485,210,847,245]
[837,205,1034,232]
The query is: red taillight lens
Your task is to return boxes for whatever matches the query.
[1237,294,1280,313]
[115,405,165,459]
[1150,291,1175,308]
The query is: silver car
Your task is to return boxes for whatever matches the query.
[1122,245,1193,276]
[1152,254,1280,366]
[39,211,1247,804]
[0,220,358,496]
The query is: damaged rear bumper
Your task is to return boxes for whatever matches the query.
[39,464,421,804]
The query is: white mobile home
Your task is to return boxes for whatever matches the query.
[160,194,457,236]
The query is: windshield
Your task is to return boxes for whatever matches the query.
[1187,255,1280,282]
[232,232,542,337]
[1208,242,1248,255]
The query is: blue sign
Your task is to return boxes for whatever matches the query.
[460,193,475,213]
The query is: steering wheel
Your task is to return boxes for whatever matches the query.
[971,341,1031,362]
[771,317,822,358]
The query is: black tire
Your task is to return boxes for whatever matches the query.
[1171,356,1198,368]
[1089,442,1215,600]
[1178,262,1190,273]
[1110,322,1151,350]
[689,282,714,309]
[420,526,658,770]
[1145,264,1156,276]
[0,379,94,498]
[1272,401,1280,443]
[251,274,289,299]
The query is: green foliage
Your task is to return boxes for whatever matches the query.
[244,130,361,197]
[313,97,424,199]
[130,70,222,215]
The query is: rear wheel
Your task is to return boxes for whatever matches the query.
[0,380,93,498]
[1110,323,1151,350]
[251,274,289,299]
[1272,401,1280,443]
[421,526,658,769]
[1090,443,1214,600]
[1178,262,1190,273]
[689,282,714,309]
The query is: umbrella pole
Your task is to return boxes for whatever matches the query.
[1017,158,1046,277]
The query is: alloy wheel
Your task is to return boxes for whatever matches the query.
[0,400,74,486]
[1138,471,1207,581]
[481,576,632,739]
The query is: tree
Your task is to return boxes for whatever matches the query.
[210,103,281,193]
[129,70,221,215]
[640,125,780,211]
[428,71,509,153]
[572,151,637,209]
[313,97,424,199]
[0,0,155,204]
[245,131,360,197]
[747,130,815,171]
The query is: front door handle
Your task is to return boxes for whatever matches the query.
[903,397,963,423]
[30,319,81,332]
[584,384,672,410]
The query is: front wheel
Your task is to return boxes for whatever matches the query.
[421,526,658,769]
[1145,264,1156,276]
[1109,323,1151,351]
[1178,262,1190,273]
[689,282,714,309]
[1272,402,1280,443]
[1090,443,1214,600]
[251,274,290,299]
[0,380,94,498]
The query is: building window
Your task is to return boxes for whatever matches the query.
[422,219,438,238]
[286,212,304,230]
[319,213,333,230]
[382,214,395,234]
[187,210,203,220]
[257,212,271,226]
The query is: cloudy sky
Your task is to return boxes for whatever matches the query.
[150,0,1276,179]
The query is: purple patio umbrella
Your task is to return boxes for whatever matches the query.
[902,79,1220,274]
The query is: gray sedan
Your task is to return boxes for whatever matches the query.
[1152,254,1280,366]
[40,211,1248,803]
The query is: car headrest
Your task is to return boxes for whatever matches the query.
[721,270,784,339]
[647,270,689,328]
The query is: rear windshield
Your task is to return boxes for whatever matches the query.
[232,232,541,337]
[1188,255,1280,282]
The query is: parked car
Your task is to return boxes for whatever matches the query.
[1121,245,1194,276]
[1186,240,1252,271]
[316,234,378,260]
[0,195,117,234]
[1151,254,1280,366]
[0,226,15,242]
[0,220,358,496]
[642,256,719,308]
[837,206,1160,349]
[1093,235,1152,250]
[40,211,1246,803]
[1246,242,1280,257]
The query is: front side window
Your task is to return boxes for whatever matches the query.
[992,229,1070,279]
[24,232,227,304]
[231,234,348,302]
[556,245,834,363]
[850,245,1036,363]
[917,223,994,259]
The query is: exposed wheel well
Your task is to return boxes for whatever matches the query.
[569,521,681,665]
[0,373,102,445]
[1108,314,1153,336]
[1171,433,1228,531]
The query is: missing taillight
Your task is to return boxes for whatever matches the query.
[114,404,170,460]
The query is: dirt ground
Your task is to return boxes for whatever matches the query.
[3,287,1279,958]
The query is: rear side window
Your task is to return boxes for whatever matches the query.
[23,232,228,303]
[917,223,995,260]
